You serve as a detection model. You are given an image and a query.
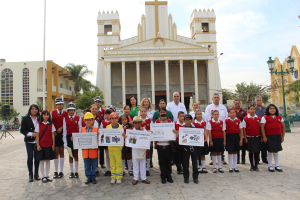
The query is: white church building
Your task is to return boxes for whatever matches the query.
[96,0,222,109]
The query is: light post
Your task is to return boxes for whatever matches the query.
[267,56,295,132]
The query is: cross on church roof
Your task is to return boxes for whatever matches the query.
[145,0,168,37]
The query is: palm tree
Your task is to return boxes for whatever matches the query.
[64,63,95,94]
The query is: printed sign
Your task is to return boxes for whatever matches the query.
[178,127,204,147]
[72,133,98,150]
[99,129,124,146]
[150,123,176,141]
[125,130,151,149]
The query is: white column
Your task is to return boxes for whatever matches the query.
[165,60,170,103]
[136,61,141,103]
[207,59,216,102]
[105,62,111,106]
[151,60,155,106]
[122,61,126,107]
[194,59,198,104]
[179,60,184,104]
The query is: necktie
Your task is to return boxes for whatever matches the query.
[70,116,73,120]
[59,111,61,115]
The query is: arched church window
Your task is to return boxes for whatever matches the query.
[1,68,13,106]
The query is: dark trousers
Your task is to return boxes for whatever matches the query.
[157,146,172,179]
[174,145,183,171]
[260,143,268,162]
[150,146,153,165]
[238,143,247,162]
[98,146,105,165]
[84,158,98,179]
[25,142,39,175]
[182,146,198,180]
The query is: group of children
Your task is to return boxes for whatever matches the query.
[32,95,285,185]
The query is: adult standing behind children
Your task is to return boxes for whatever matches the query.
[138,98,155,120]
[129,96,139,117]
[166,92,187,122]
[152,99,174,123]
[189,102,207,122]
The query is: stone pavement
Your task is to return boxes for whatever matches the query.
[0,127,300,200]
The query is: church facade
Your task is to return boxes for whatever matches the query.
[96,0,222,109]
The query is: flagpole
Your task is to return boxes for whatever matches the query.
[43,0,46,109]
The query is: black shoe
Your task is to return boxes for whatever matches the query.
[218,168,224,173]
[177,169,183,174]
[167,177,173,183]
[128,171,133,176]
[250,167,255,171]
[53,172,58,179]
[234,168,239,173]
[96,171,100,177]
[150,163,153,168]
[161,178,166,184]
[58,172,64,178]
[92,179,97,184]
[242,161,245,164]
[74,173,79,178]
[237,160,240,164]
[125,166,128,170]
[146,171,150,176]
[85,178,92,184]
[275,166,283,172]
[268,167,275,172]
[194,179,199,184]
[101,164,106,168]
[42,177,48,183]
[46,177,53,182]
[263,160,269,164]
[255,166,259,172]
[123,171,125,176]
[69,173,74,178]
[184,178,189,183]
[229,168,233,173]
[104,171,111,176]
[29,174,33,182]
[34,174,40,181]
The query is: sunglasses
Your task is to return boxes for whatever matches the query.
[184,119,192,122]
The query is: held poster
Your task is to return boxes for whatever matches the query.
[178,127,204,147]
[125,130,151,149]
[99,129,124,146]
[150,123,176,141]
[72,133,98,150]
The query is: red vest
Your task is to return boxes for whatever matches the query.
[81,118,86,128]
[209,120,224,139]
[52,110,67,129]
[101,120,111,128]
[193,120,207,140]
[244,116,261,137]
[95,109,105,127]
[225,118,241,133]
[264,115,282,135]
[122,124,131,134]
[65,115,80,135]
[142,118,152,131]
[39,122,53,147]
[81,127,98,159]
[174,121,185,142]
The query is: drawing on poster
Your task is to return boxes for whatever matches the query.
[112,136,120,143]
[129,136,137,144]
[153,129,164,135]
[182,134,187,143]
[190,135,200,141]
[78,138,92,146]
[101,134,104,144]
[106,136,110,143]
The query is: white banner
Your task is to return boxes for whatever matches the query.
[150,123,176,141]
[72,133,98,150]
[125,130,151,149]
[99,129,124,146]
[178,127,204,146]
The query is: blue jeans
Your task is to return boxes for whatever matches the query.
[84,158,97,179]
[25,142,39,175]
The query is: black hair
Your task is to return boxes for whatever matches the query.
[84,108,91,113]
[104,109,112,115]
[40,110,52,124]
[128,96,138,108]
[194,109,202,120]
[27,104,40,118]
[119,114,132,128]
[159,107,167,112]
[159,99,166,103]
[265,104,279,116]
[248,105,256,110]
[184,114,192,120]
[178,111,184,117]
[228,108,235,113]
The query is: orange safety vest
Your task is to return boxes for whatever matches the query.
[81,127,98,159]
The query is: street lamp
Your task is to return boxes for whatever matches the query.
[267,56,295,132]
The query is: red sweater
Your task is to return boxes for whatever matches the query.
[225,118,241,133]
[65,115,80,135]
[264,115,282,135]
[52,110,67,130]
[209,120,224,139]
[142,118,152,131]
[95,108,105,127]
[101,120,111,128]
[39,122,53,147]
[244,116,261,137]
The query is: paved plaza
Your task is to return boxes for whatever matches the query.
[0,126,300,200]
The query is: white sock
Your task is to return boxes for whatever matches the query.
[212,156,217,168]
[75,161,78,173]
[146,159,150,171]
[60,158,64,173]
[69,163,74,173]
[233,154,238,168]
[273,153,279,167]
[128,159,132,171]
[122,160,125,172]
[40,160,45,177]
[268,152,273,167]
[105,149,110,171]
[217,155,222,169]
[228,154,233,169]
[197,160,199,168]
[54,159,58,172]
[201,160,206,168]
[46,160,50,177]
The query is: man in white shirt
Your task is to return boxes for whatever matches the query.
[166,92,187,122]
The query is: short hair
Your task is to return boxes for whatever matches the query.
[228,108,235,113]
[84,108,91,113]
[234,99,240,103]
[173,92,180,96]
[159,99,166,103]
[265,104,279,116]
[255,95,262,100]
[193,102,199,106]
[139,106,147,111]
[213,93,219,97]
[159,107,167,112]
[104,109,112,115]
[248,105,256,110]
[212,110,219,115]
[178,111,184,116]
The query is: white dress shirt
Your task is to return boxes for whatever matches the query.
[261,115,284,123]
[205,103,228,122]
[206,118,226,131]
[26,115,39,144]
[241,114,261,128]
[223,117,243,129]
[34,121,56,133]
[166,101,187,122]
[63,115,82,147]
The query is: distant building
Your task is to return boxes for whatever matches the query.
[0,60,76,117]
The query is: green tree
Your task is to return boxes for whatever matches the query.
[0,102,20,122]
[285,80,300,105]
[36,100,43,113]
[222,89,236,104]
[74,87,105,110]
[64,63,95,93]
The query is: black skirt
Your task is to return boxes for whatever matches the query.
[67,135,74,150]
[209,138,224,152]
[122,145,132,153]
[55,132,64,147]
[198,141,209,155]
[266,135,282,152]
[37,146,55,160]
[226,133,240,152]
[247,136,262,152]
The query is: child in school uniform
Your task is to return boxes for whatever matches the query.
[99,109,112,176]
[106,112,123,184]
[35,110,56,183]
[81,112,98,184]
[192,109,209,173]
[140,106,152,176]
[224,109,243,173]
[241,105,262,171]
[63,102,82,178]
[130,116,151,185]
[81,108,91,128]
[207,110,226,173]
[51,96,68,179]
[173,111,185,174]
[261,104,285,172]
[119,114,133,176]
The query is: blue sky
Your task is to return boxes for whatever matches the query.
[0,0,299,91]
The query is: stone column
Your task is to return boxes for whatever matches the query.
[151,60,155,105]
[122,61,126,107]
[179,60,184,104]
[104,62,111,106]
[165,60,170,103]
[136,61,141,103]
[194,59,198,104]
[207,59,215,102]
